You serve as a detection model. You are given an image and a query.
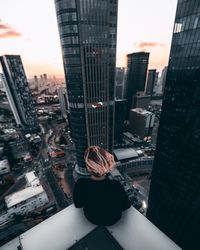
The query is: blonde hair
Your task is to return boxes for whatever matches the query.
[84,146,115,177]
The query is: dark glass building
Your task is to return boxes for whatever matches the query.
[54,0,118,172]
[115,67,125,99]
[124,52,149,119]
[147,1,200,249]
[145,69,157,96]
[114,99,126,144]
[0,55,39,133]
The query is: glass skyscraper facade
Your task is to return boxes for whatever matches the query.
[0,55,39,133]
[145,69,157,96]
[147,1,200,249]
[124,52,149,119]
[115,67,125,99]
[54,0,118,172]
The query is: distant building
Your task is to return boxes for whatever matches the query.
[160,66,168,94]
[34,75,39,91]
[5,186,48,212]
[133,92,151,109]
[58,87,68,119]
[0,73,4,90]
[0,171,48,226]
[124,52,150,119]
[152,71,160,95]
[43,74,47,82]
[113,147,154,175]
[0,144,4,157]
[114,99,127,144]
[115,67,125,99]
[146,69,158,96]
[129,108,155,140]
[0,55,39,133]
[0,159,10,175]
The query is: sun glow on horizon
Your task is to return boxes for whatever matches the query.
[0,0,177,77]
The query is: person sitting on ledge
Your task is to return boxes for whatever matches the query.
[73,146,131,226]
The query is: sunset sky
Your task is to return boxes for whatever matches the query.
[0,0,177,77]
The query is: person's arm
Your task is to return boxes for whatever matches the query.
[73,179,84,208]
[117,182,131,211]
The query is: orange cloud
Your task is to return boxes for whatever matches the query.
[135,42,165,48]
[0,30,22,38]
[0,23,11,30]
[0,20,22,38]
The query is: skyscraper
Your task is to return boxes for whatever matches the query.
[145,69,157,96]
[160,66,168,94]
[34,75,39,91]
[124,52,149,119]
[115,67,125,99]
[54,0,118,173]
[0,55,39,133]
[147,1,200,249]
[114,99,127,144]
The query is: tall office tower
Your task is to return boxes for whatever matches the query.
[43,73,48,86]
[160,66,168,94]
[153,71,159,93]
[34,75,39,91]
[145,69,157,96]
[0,73,4,90]
[54,0,118,172]
[124,52,149,119]
[40,75,44,88]
[43,73,47,82]
[115,67,125,99]
[0,55,39,133]
[58,87,68,119]
[114,99,126,144]
[147,1,200,249]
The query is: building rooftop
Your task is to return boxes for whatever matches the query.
[1,204,181,250]
[5,185,44,208]
[25,171,40,187]
[113,148,139,161]
[0,159,10,169]
[130,108,153,116]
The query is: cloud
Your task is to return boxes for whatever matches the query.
[135,42,165,48]
[0,23,11,30]
[0,20,22,38]
[0,30,22,38]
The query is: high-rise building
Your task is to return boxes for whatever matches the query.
[43,73,47,82]
[124,52,149,119]
[153,71,159,94]
[147,1,200,249]
[115,67,125,99]
[58,87,68,119]
[0,55,39,132]
[34,75,39,91]
[145,69,157,96]
[0,73,4,90]
[114,99,127,144]
[54,0,118,172]
[128,108,155,140]
[133,91,151,110]
[160,66,168,94]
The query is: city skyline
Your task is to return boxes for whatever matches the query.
[0,0,177,77]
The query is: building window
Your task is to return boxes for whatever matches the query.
[174,23,182,33]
